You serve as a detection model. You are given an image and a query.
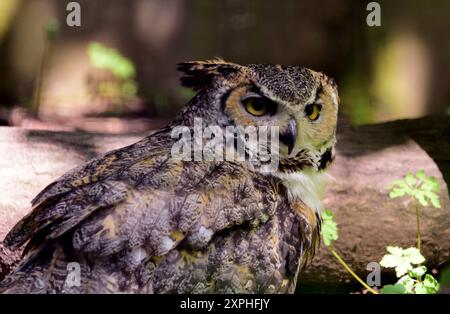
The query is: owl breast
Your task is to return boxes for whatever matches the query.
[274,169,331,214]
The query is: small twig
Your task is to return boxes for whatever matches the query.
[31,37,50,115]
[330,247,379,294]
[415,203,421,253]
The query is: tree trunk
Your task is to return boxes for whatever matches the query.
[0,116,449,292]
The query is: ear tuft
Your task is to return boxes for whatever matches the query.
[177,59,240,90]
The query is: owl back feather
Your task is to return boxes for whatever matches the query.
[177,59,242,90]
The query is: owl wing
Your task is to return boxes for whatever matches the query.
[3,135,163,251]
[3,136,283,291]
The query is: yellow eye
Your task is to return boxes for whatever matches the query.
[244,98,268,116]
[305,103,322,121]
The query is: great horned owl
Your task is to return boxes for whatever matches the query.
[0,59,339,293]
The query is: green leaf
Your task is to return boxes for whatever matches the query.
[320,209,339,246]
[380,254,400,268]
[422,190,437,199]
[390,179,406,186]
[424,176,440,192]
[322,209,333,220]
[414,192,428,206]
[409,266,427,279]
[395,261,413,277]
[381,284,407,294]
[388,171,442,208]
[403,247,425,265]
[405,172,416,186]
[386,246,403,255]
[380,247,425,278]
[397,275,415,293]
[423,274,440,293]
[429,194,441,208]
[414,282,429,294]
[380,255,412,277]
[389,188,406,198]
[416,170,426,180]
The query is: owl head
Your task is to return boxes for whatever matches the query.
[177,59,339,174]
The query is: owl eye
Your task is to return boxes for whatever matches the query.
[305,103,322,121]
[243,97,275,117]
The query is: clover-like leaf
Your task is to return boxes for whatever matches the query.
[320,209,339,246]
[381,284,407,294]
[409,266,427,279]
[389,188,406,198]
[380,247,425,278]
[380,254,400,268]
[414,192,429,206]
[416,170,426,180]
[388,171,441,208]
[422,190,441,208]
[397,275,415,293]
[403,247,425,265]
[423,175,440,192]
[396,261,414,277]
[414,282,430,294]
[423,274,440,293]
[405,172,416,186]
[386,246,403,255]
[429,195,441,208]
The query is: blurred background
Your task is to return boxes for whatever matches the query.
[0,0,449,133]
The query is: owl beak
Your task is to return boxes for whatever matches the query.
[280,118,297,155]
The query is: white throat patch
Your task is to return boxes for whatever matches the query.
[275,169,331,214]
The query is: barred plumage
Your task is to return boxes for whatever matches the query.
[1,60,338,293]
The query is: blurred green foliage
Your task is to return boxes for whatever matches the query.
[147,87,195,116]
[440,265,450,287]
[88,42,136,80]
[87,42,138,105]
[31,18,59,114]
[340,68,374,125]
[45,18,59,40]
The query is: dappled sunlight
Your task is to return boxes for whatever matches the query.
[0,0,21,42]
[373,30,431,122]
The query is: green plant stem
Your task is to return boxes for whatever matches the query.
[32,37,50,115]
[330,247,379,294]
[415,203,421,253]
